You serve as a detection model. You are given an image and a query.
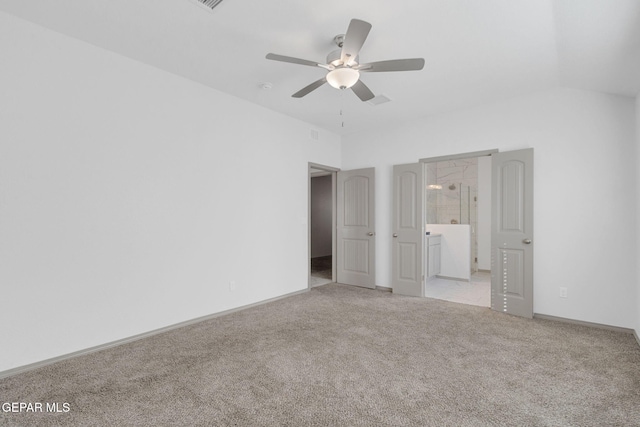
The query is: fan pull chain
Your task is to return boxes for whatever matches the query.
[340,91,346,128]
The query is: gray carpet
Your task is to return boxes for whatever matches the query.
[1,284,639,426]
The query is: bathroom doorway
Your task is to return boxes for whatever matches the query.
[423,154,492,307]
[394,148,533,317]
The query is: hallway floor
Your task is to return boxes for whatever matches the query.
[310,255,332,287]
[424,271,491,307]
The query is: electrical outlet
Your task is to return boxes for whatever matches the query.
[229,281,236,291]
[559,287,568,298]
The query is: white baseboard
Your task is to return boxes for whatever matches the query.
[0,288,309,380]
[634,330,640,348]
[533,313,635,335]
[435,275,469,282]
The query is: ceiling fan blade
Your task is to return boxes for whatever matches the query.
[266,53,330,70]
[340,19,372,65]
[292,77,327,98]
[351,80,375,102]
[358,58,425,72]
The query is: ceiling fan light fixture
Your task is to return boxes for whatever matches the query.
[265,19,424,101]
[326,67,360,90]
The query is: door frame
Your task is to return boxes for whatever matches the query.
[308,162,339,289]
[420,149,498,165]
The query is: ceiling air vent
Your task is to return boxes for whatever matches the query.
[189,0,224,12]
[367,95,392,106]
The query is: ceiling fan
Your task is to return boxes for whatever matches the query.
[266,19,425,102]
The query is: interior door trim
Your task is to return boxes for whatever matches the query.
[420,149,498,164]
[309,162,340,172]
[308,162,340,289]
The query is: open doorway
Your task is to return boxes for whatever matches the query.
[309,163,377,290]
[393,149,532,317]
[422,154,492,307]
[309,163,338,287]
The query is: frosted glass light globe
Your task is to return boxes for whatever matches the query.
[326,67,360,89]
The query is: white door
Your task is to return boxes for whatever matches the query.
[337,168,375,289]
[491,148,534,318]
[392,163,424,297]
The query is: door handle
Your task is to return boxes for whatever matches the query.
[393,233,398,238]
[368,232,375,236]
[523,239,532,244]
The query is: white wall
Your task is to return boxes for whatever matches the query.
[342,87,637,329]
[0,12,341,373]
[310,175,332,258]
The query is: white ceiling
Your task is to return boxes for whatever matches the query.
[1,0,639,136]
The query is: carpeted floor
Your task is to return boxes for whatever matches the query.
[1,284,639,426]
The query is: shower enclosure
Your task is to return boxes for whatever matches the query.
[426,160,479,273]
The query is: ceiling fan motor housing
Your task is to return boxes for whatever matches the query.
[326,49,358,67]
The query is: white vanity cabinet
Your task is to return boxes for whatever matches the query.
[425,234,441,281]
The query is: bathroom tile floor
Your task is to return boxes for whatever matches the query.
[424,271,491,307]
